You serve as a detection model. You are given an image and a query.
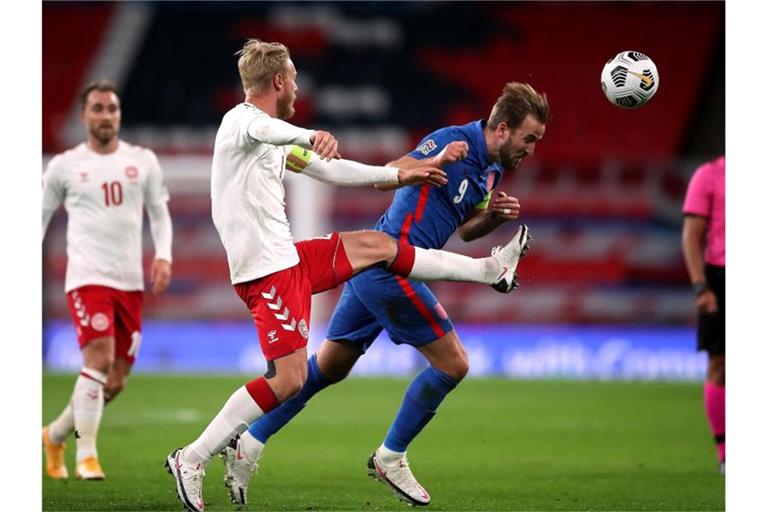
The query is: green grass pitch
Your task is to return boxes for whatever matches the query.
[43,374,724,511]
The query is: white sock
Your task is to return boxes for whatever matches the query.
[377,444,406,464]
[239,430,265,464]
[409,247,499,284]
[48,402,75,444]
[184,386,264,467]
[73,367,107,463]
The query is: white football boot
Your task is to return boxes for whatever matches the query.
[367,449,431,507]
[165,447,205,512]
[490,224,532,293]
[220,434,261,505]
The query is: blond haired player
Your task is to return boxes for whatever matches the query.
[164,40,531,512]
[42,80,173,480]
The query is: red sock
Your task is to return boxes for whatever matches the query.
[704,382,725,462]
[389,243,415,277]
[245,377,280,414]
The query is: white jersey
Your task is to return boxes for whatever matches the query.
[211,103,314,284]
[42,141,170,292]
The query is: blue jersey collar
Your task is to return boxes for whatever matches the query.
[469,120,492,169]
[469,119,504,177]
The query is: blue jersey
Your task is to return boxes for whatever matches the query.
[375,120,504,249]
[327,120,504,350]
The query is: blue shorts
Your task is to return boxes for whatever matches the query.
[326,267,453,352]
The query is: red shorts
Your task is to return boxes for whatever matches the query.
[66,285,143,365]
[235,232,353,362]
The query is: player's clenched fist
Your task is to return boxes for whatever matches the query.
[151,258,172,295]
[310,130,340,161]
[397,166,448,187]
[490,191,521,220]
[434,141,469,168]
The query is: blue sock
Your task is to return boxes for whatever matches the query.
[383,367,458,453]
[247,354,331,443]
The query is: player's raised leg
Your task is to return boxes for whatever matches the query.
[368,330,468,506]
[222,340,362,505]
[339,225,532,293]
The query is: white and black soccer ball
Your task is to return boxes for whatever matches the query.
[600,51,659,109]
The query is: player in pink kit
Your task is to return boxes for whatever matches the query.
[681,155,725,474]
[42,80,173,480]
[165,39,532,512]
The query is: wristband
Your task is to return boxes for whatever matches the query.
[692,282,710,296]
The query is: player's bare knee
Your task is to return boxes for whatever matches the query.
[707,369,725,386]
[361,231,398,268]
[345,231,397,268]
[450,354,470,382]
[707,355,725,385]
[437,354,469,382]
[322,362,352,384]
[279,374,305,401]
[268,363,307,402]
[82,338,114,373]
[317,340,361,383]
[84,352,113,374]
[373,232,398,264]
[104,381,125,402]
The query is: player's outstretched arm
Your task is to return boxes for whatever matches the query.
[457,191,521,242]
[376,141,469,191]
[247,117,340,161]
[285,146,447,188]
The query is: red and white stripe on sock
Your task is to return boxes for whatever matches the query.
[184,377,280,466]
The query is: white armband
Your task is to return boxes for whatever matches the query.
[285,146,399,186]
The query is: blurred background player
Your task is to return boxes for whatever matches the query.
[681,155,725,474]
[165,40,532,512]
[222,82,548,507]
[42,80,173,480]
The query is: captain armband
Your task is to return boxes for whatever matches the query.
[474,192,492,210]
[285,145,314,173]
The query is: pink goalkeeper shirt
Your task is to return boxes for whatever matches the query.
[682,156,725,266]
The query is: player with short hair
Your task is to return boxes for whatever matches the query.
[221,82,548,507]
[681,155,725,474]
[42,79,173,480]
[164,40,533,512]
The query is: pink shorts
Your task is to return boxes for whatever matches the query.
[235,232,353,361]
[66,285,143,365]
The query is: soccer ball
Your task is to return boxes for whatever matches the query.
[600,51,659,109]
